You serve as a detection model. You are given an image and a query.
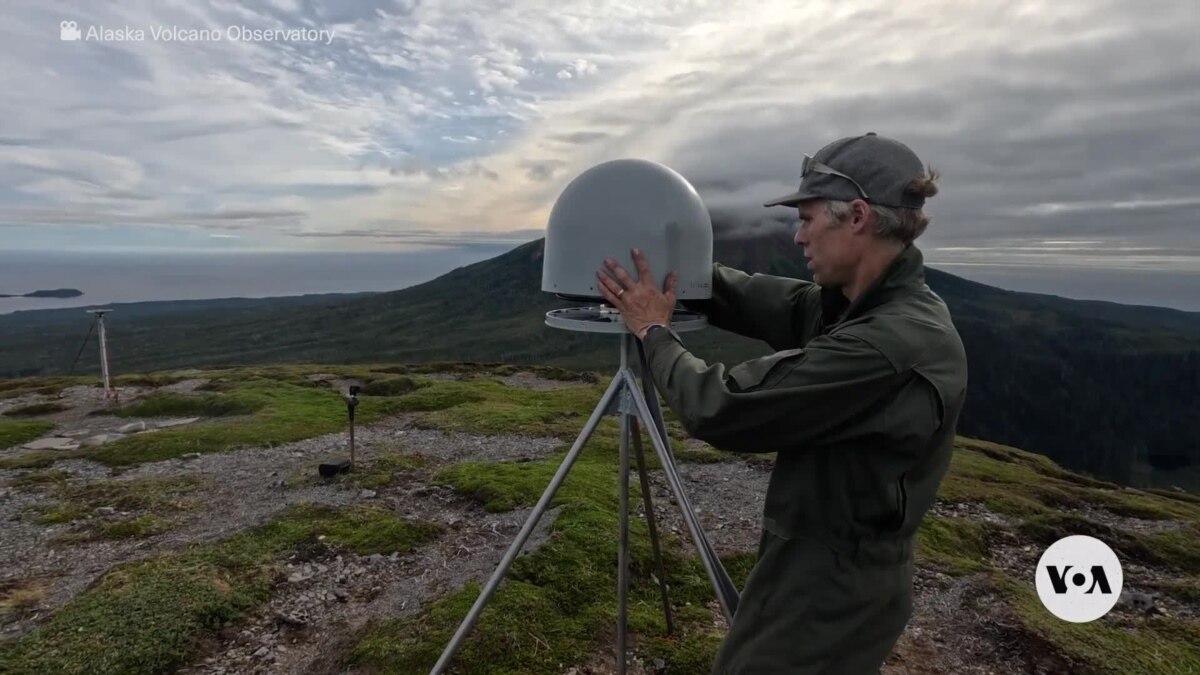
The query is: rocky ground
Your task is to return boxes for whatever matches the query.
[1,371,1196,674]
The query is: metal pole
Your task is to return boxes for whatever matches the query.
[624,371,739,622]
[617,334,631,675]
[429,373,626,675]
[636,343,740,608]
[94,311,113,401]
[630,419,676,636]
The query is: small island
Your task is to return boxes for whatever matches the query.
[0,288,84,299]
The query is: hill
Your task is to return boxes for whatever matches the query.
[0,364,1197,674]
[1,234,1197,491]
[0,289,83,299]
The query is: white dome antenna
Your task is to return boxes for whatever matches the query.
[542,158,713,301]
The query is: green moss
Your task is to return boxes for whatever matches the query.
[0,420,54,450]
[414,379,619,440]
[1016,515,1200,572]
[85,380,410,466]
[0,448,81,470]
[387,380,489,412]
[349,446,751,675]
[937,473,1051,519]
[27,476,203,539]
[110,392,264,418]
[1145,488,1200,505]
[1140,527,1200,572]
[361,376,428,397]
[0,376,82,400]
[370,362,597,384]
[434,460,557,513]
[0,502,441,675]
[994,572,1200,675]
[941,439,1200,527]
[916,516,993,575]
[111,373,190,388]
[2,402,70,417]
[1076,488,1200,522]
[49,476,203,516]
[304,503,441,555]
[671,445,737,464]
[33,503,90,525]
[51,515,171,544]
[1144,578,1200,605]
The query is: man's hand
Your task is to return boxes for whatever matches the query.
[596,248,677,339]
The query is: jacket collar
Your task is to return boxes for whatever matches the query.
[820,244,927,328]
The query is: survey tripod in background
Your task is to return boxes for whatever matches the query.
[430,306,740,675]
[68,309,118,403]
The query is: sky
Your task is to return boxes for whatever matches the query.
[2,0,1198,280]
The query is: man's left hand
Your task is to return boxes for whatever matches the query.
[596,248,677,339]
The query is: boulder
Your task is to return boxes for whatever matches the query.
[21,437,81,451]
[81,433,125,448]
[118,421,147,434]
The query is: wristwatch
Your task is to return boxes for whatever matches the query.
[643,324,672,338]
[639,323,675,341]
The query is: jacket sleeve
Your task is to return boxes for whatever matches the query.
[680,263,816,350]
[641,327,905,453]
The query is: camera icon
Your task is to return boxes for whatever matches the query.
[60,20,82,41]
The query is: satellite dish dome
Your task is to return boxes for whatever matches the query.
[542,159,713,300]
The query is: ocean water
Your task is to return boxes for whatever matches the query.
[1,248,1198,316]
[0,246,518,315]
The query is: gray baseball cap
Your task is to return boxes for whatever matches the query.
[764,132,929,209]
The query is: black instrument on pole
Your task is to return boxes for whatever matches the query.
[319,385,360,478]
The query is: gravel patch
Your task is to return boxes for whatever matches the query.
[180,490,562,675]
[639,458,771,557]
[0,413,565,641]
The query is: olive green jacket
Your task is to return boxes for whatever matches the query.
[644,244,968,559]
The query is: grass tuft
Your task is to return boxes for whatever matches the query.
[361,376,428,397]
[0,580,46,615]
[0,420,55,450]
[110,392,264,418]
[915,516,994,575]
[25,475,203,541]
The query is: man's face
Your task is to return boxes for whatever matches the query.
[793,200,855,287]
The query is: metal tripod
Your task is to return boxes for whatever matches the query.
[430,330,739,675]
[69,309,117,403]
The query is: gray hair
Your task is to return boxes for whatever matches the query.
[824,200,930,245]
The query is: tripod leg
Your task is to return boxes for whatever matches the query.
[630,418,676,635]
[623,371,740,623]
[617,404,630,675]
[634,345,741,613]
[429,374,625,675]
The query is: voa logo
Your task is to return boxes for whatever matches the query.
[1035,535,1123,622]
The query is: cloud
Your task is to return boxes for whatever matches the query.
[519,159,566,182]
[0,0,1197,265]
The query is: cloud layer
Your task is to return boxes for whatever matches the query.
[2,0,1197,264]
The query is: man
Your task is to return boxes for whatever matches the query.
[594,132,968,674]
